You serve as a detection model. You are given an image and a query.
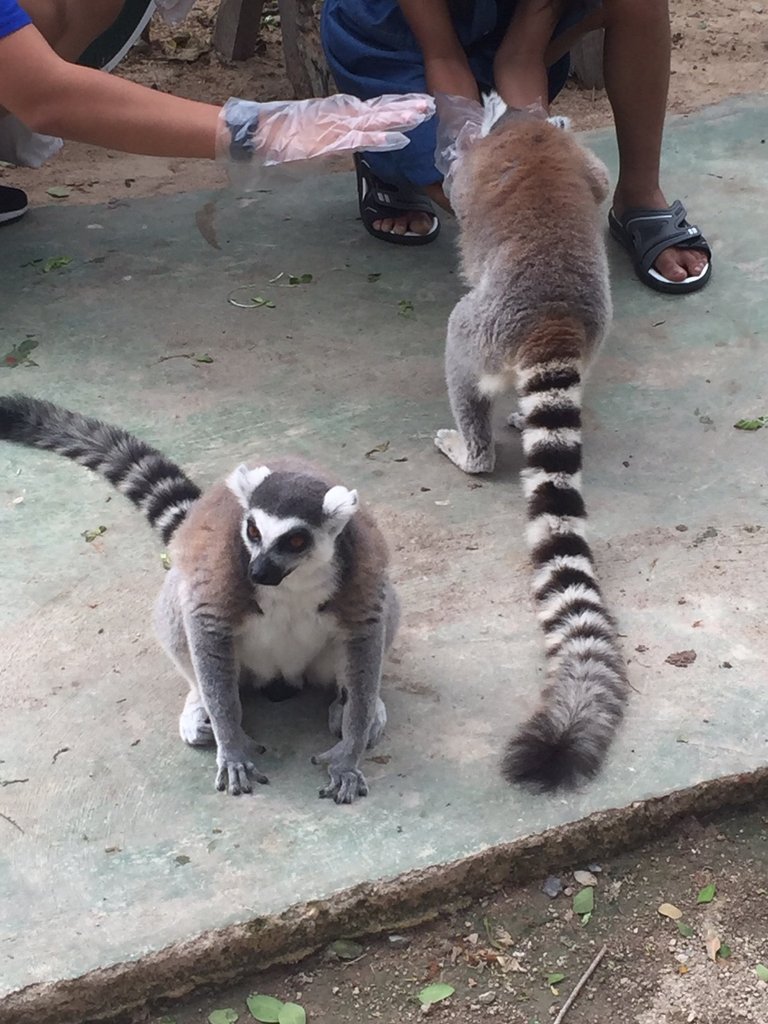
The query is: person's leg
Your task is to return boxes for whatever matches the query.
[546,0,709,285]
[19,0,126,62]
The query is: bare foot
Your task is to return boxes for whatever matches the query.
[613,188,709,283]
[372,210,434,236]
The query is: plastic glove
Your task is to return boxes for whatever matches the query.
[217,93,435,184]
[154,0,197,26]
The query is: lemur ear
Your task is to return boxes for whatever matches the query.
[322,485,359,533]
[226,464,271,508]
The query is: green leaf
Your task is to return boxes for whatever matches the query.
[246,995,284,1022]
[46,186,71,198]
[398,299,414,317]
[546,973,566,986]
[734,417,768,431]
[330,938,363,960]
[194,354,214,363]
[756,964,768,982]
[718,944,732,959]
[277,1005,306,1024]
[417,983,455,1006]
[288,273,313,285]
[209,1011,239,1024]
[697,883,716,904]
[156,1018,176,1023]
[676,921,694,938]
[160,552,172,571]
[42,255,72,273]
[581,912,592,926]
[572,887,594,916]
[250,296,276,309]
[82,525,107,543]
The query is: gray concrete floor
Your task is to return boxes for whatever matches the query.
[1,96,767,1020]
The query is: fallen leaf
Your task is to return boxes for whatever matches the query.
[697,883,717,904]
[547,972,566,986]
[365,441,390,458]
[46,186,71,199]
[398,299,414,317]
[734,417,768,431]
[288,273,313,285]
[330,939,363,960]
[658,903,683,920]
[194,354,214,364]
[42,256,72,273]
[704,923,720,962]
[581,911,592,926]
[574,870,598,887]
[208,1011,239,1024]
[756,964,768,982]
[174,854,190,865]
[82,525,107,543]
[277,1005,306,1024]
[417,983,455,1006]
[666,649,697,668]
[677,921,695,938]
[246,995,284,1022]
[718,943,732,959]
[572,887,594,916]
[678,964,688,975]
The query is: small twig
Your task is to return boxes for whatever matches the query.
[553,944,607,1024]
[0,778,28,787]
[157,353,192,363]
[0,811,24,833]
[341,953,368,968]
[52,746,70,764]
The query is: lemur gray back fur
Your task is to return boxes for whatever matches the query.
[434,109,629,791]
[0,394,398,804]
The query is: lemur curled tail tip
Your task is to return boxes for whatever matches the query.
[435,98,629,791]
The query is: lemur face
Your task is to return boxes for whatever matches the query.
[226,464,359,588]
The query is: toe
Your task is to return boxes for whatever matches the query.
[681,247,709,278]
[653,246,687,283]
[409,213,433,236]
[391,215,410,236]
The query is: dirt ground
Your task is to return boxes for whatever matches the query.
[138,801,768,1024]
[4,0,768,208]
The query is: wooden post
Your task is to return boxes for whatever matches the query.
[213,0,265,61]
[277,0,332,98]
[569,28,605,91]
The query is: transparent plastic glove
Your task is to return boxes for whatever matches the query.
[218,93,435,187]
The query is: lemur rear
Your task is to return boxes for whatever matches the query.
[435,103,629,790]
[0,395,399,803]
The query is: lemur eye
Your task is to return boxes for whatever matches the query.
[246,520,261,543]
[286,532,307,551]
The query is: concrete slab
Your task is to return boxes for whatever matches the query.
[1,95,767,1023]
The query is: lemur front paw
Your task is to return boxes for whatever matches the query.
[434,429,494,474]
[215,741,269,795]
[179,698,214,747]
[312,743,369,804]
[328,694,387,748]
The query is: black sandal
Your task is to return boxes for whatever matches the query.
[608,199,711,294]
[354,154,440,246]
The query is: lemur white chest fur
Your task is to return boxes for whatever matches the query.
[236,561,340,685]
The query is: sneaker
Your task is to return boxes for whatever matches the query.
[0,185,28,225]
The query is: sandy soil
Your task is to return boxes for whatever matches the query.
[3,0,767,209]
[139,802,768,1024]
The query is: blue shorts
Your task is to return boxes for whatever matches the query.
[321,0,592,187]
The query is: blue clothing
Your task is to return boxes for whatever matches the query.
[0,0,31,40]
[321,0,588,187]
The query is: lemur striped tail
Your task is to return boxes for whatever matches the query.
[0,394,201,545]
[502,350,629,791]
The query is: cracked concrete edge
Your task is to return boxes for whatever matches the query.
[6,766,768,1024]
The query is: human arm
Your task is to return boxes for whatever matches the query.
[493,0,563,110]
[0,23,434,162]
[398,0,480,102]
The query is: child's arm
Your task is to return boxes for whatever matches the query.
[398,0,480,102]
[493,0,562,110]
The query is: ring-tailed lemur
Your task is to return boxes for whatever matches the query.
[435,96,629,791]
[0,394,399,803]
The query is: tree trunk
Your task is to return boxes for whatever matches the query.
[277,0,332,98]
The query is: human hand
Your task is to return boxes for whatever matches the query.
[219,93,436,168]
